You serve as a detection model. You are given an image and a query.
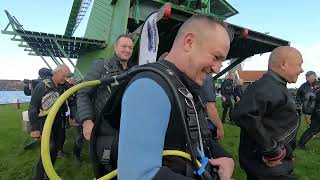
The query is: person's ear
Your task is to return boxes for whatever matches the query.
[279,60,287,71]
[183,32,195,52]
[113,43,117,51]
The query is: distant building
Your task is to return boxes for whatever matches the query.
[228,59,267,86]
[238,70,267,86]
[0,80,23,91]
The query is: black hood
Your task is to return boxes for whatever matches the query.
[38,68,52,79]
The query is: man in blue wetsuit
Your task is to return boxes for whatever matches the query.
[118,15,234,180]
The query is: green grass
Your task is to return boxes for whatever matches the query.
[0,102,320,179]
[0,104,93,180]
[215,99,320,180]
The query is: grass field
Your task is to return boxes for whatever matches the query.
[0,102,320,180]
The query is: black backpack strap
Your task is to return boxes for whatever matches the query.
[154,62,219,179]
[90,62,215,178]
[90,75,132,178]
[155,61,204,149]
[178,88,203,150]
[153,62,211,176]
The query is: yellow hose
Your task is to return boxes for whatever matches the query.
[41,80,201,180]
[41,80,101,180]
[98,150,201,180]
[163,150,201,167]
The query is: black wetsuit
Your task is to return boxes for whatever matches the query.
[28,79,68,180]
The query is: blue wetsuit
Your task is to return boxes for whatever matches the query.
[118,78,171,180]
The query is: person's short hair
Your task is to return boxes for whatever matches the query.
[114,34,133,45]
[175,14,234,42]
[52,64,69,74]
[306,71,316,77]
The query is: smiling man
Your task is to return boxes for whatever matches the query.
[118,15,234,180]
[77,34,134,141]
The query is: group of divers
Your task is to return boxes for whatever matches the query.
[23,15,320,180]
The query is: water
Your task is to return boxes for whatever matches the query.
[0,91,31,104]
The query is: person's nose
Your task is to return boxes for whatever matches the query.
[300,68,304,74]
[211,61,222,73]
[124,46,132,52]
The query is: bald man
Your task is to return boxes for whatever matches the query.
[117,15,234,180]
[233,46,303,180]
[28,64,71,180]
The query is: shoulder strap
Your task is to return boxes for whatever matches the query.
[153,62,217,177]
[42,79,53,89]
[153,62,207,153]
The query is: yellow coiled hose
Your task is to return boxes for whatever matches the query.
[41,80,200,180]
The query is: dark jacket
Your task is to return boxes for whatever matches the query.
[233,84,243,99]
[28,79,68,131]
[221,79,235,99]
[77,55,126,124]
[200,75,216,103]
[232,70,300,176]
[296,81,320,104]
[314,88,320,116]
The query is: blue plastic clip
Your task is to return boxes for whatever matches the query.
[196,147,209,175]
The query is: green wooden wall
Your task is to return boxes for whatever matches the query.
[76,0,130,75]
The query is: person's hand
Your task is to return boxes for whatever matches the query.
[222,96,226,102]
[30,130,41,138]
[236,96,240,102]
[262,146,286,168]
[262,156,282,167]
[216,127,224,140]
[209,157,234,180]
[83,120,94,140]
[69,118,80,127]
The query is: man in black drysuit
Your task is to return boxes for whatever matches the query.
[232,46,304,180]
[220,72,236,123]
[28,65,71,180]
[298,85,320,149]
[296,71,320,125]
